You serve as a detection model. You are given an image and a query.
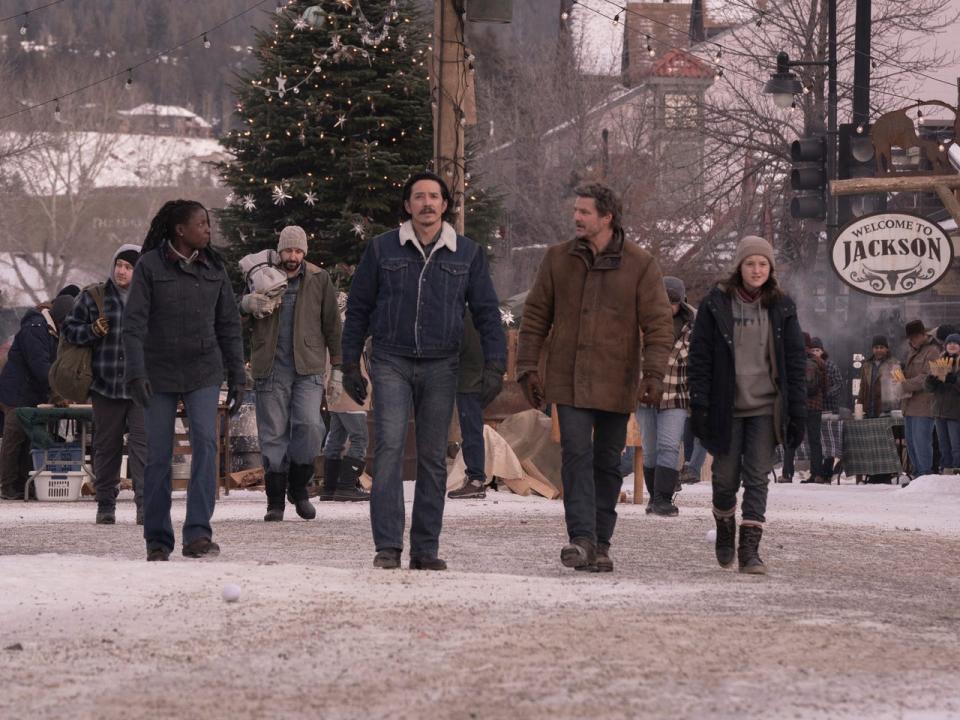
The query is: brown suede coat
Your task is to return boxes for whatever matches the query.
[901,335,941,417]
[517,232,674,415]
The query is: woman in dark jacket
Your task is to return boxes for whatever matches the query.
[689,236,807,574]
[924,333,960,472]
[123,200,244,561]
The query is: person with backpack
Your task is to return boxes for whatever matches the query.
[0,293,75,500]
[61,245,145,525]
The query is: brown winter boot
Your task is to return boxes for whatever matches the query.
[738,522,767,574]
[561,537,596,569]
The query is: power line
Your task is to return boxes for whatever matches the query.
[0,0,273,123]
[570,0,945,109]
[0,0,70,24]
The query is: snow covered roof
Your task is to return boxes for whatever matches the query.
[117,104,212,128]
[0,131,228,195]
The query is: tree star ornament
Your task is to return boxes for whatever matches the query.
[272,185,292,206]
[303,190,318,207]
[242,194,256,212]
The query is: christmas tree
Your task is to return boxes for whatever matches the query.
[217,0,499,282]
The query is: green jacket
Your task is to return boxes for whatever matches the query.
[245,261,342,379]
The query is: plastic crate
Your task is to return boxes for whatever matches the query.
[34,471,84,501]
[31,444,83,472]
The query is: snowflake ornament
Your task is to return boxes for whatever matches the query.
[225,192,236,206]
[397,34,406,50]
[294,17,309,30]
[242,194,256,212]
[499,307,515,327]
[334,113,347,128]
[303,190,318,206]
[336,0,353,9]
[351,220,366,238]
[272,185,292,206]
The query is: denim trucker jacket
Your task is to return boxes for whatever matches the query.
[342,221,505,366]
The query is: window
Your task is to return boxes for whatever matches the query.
[663,93,699,129]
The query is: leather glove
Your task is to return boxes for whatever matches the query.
[518,371,545,410]
[240,292,279,319]
[946,371,958,385]
[787,416,806,449]
[479,361,505,408]
[638,376,664,406]
[92,316,110,338]
[342,362,368,405]
[226,384,243,416]
[326,367,344,405]
[127,378,153,408]
[691,406,709,441]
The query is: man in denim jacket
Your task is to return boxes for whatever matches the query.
[341,172,505,570]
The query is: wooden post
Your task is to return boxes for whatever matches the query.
[831,175,960,227]
[432,0,468,233]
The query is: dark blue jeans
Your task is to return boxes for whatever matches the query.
[369,351,459,558]
[556,404,628,546]
[711,415,775,524]
[934,417,960,469]
[904,415,935,476]
[457,392,485,482]
[142,385,220,553]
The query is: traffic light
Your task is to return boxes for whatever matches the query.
[790,135,827,220]
[838,122,885,226]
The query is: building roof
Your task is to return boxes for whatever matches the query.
[649,48,714,79]
[117,103,212,128]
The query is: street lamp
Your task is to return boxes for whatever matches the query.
[763,52,804,109]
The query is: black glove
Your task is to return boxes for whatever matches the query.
[226,384,243,416]
[342,362,368,405]
[127,378,153,408]
[946,371,958,385]
[519,371,545,410]
[690,406,709,441]
[787,416,806,449]
[479,362,505,408]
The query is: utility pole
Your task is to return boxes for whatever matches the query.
[432,0,468,234]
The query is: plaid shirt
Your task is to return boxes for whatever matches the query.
[823,358,843,412]
[659,305,694,410]
[60,280,129,400]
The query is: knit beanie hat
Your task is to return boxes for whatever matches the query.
[663,276,685,303]
[50,295,75,329]
[871,335,889,349]
[945,334,960,346]
[810,336,824,350]
[114,247,141,268]
[732,235,775,272]
[278,225,308,253]
[936,324,956,342]
[56,284,80,298]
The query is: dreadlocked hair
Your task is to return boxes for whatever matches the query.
[142,200,208,254]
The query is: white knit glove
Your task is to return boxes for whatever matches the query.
[326,367,343,405]
[241,292,280,319]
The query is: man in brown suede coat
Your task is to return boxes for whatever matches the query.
[517,183,674,572]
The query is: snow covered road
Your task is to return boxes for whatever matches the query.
[1,479,959,719]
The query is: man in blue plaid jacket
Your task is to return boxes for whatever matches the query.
[62,244,145,525]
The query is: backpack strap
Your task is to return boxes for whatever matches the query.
[84,282,106,318]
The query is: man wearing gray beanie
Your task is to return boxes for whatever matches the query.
[239,225,344,521]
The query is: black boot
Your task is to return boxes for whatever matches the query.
[713,507,736,568]
[319,457,341,502]
[333,458,371,502]
[642,466,655,514]
[650,466,680,516]
[263,471,286,521]
[95,502,116,525]
[738,523,766,574]
[287,464,317,519]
